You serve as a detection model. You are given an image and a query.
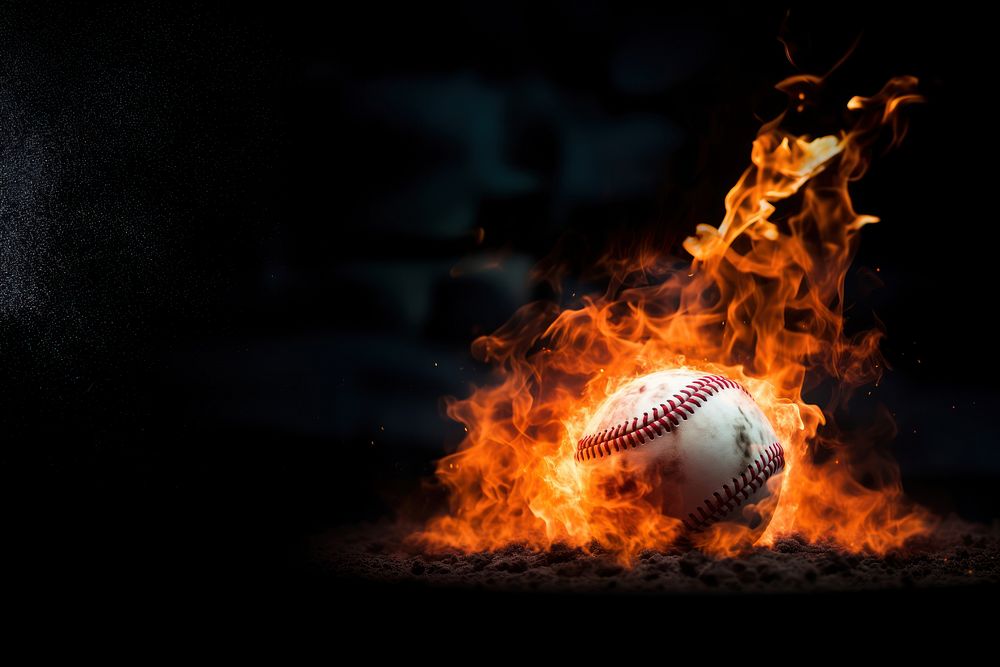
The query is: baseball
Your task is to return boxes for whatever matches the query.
[575,369,785,536]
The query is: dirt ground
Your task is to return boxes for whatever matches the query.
[307,516,1000,594]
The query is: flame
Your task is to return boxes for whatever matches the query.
[412,74,933,562]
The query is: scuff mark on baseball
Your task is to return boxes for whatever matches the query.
[575,368,785,539]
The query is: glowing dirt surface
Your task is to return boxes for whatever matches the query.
[308,517,998,594]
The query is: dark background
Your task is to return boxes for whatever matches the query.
[2,4,996,603]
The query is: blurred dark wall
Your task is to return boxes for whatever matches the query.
[2,4,998,586]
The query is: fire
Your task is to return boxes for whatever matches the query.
[413,73,933,562]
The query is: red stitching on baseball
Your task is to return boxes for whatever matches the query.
[574,374,753,462]
[682,442,785,532]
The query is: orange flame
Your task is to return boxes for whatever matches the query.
[413,74,933,562]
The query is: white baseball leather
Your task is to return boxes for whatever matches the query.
[575,369,784,534]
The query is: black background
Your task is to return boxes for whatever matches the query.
[2,3,997,609]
